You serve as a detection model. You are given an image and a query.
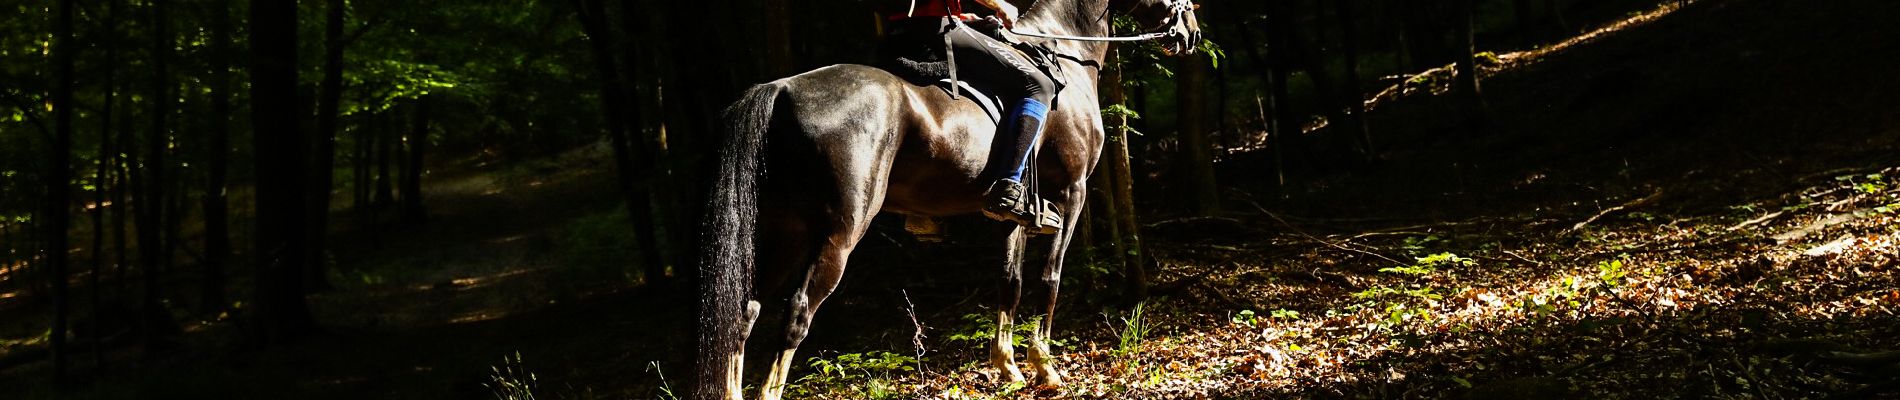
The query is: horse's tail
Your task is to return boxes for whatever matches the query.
[696,82,782,400]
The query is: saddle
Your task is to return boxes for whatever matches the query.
[877,18,1069,115]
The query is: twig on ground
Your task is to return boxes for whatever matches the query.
[1143,216,1250,229]
[1567,188,1666,235]
[1236,197,1408,267]
[1728,211,1787,232]
[1503,250,1545,266]
[901,290,929,377]
[1192,280,1264,312]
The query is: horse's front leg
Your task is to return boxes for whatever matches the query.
[1022,182,1088,387]
[990,224,1029,384]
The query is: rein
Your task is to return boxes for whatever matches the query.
[1005,29,1172,42]
[1006,0,1194,43]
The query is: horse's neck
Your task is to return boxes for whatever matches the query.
[1019,0,1111,63]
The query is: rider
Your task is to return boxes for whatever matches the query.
[882,0,1061,233]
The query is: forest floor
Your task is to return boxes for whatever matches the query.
[3,0,1900,399]
[800,0,1900,398]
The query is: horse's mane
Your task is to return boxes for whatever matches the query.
[1019,0,1111,39]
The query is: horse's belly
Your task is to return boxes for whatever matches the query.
[881,120,997,217]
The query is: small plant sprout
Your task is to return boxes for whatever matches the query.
[1232,309,1258,326]
[1269,309,1301,321]
[647,361,680,400]
[485,351,539,400]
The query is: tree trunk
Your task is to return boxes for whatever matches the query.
[352,111,373,212]
[138,0,174,352]
[250,0,316,345]
[1336,0,1372,158]
[1227,13,1282,189]
[1,223,11,290]
[1103,50,1146,300]
[624,0,686,272]
[1453,0,1487,115]
[1175,53,1220,215]
[576,0,667,283]
[114,93,131,303]
[1514,0,1535,40]
[49,0,76,382]
[374,112,394,208]
[764,0,792,78]
[308,0,348,292]
[1266,0,1300,169]
[92,0,121,369]
[202,0,232,311]
[399,98,428,223]
[1546,0,1570,32]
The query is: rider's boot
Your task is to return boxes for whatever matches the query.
[983,99,1063,234]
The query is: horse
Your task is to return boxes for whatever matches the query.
[695,0,1201,398]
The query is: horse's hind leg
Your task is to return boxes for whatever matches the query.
[1022,186,1088,387]
[758,207,879,400]
[990,224,1029,384]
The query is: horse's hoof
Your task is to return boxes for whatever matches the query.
[1034,372,1064,387]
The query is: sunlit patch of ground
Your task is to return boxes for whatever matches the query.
[823,168,1898,400]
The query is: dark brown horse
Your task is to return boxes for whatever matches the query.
[695,0,1201,398]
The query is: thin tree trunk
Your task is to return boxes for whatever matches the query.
[203,0,232,311]
[399,98,427,223]
[138,0,173,352]
[624,0,684,272]
[49,0,76,382]
[1,223,10,290]
[576,0,667,283]
[1514,0,1535,40]
[1103,49,1146,300]
[1233,13,1289,189]
[1176,53,1220,215]
[352,111,372,212]
[114,96,131,303]
[251,0,316,345]
[764,0,792,78]
[1453,0,1487,114]
[1266,0,1299,169]
[308,0,347,292]
[90,0,120,370]
[1546,0,1569,32]
[374,113,394,208]
[1336,0,1372,159]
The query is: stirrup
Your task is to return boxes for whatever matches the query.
[983,180,1063,235]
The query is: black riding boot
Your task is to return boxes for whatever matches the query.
[983,100,1062,234]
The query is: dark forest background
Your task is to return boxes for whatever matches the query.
[3,0,1898,398]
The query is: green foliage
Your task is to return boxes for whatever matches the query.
[1102,104,1143,120]
[790,351,916,400]
[554,206,644,284]
[1380,252,1474,276]
[1596,259,1627,288]
[1271,308,1301,321]
[1475,51,1502,66]
[485,352,540,400]
[1197,38,1226,69]
[1234,308,1301,327]
[1231,309,1257,326]
[945,313,1042,348]
[1115,302,1151,357]
[1352,286,1442,302]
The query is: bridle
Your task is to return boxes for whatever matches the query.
[1005,0,1195,43]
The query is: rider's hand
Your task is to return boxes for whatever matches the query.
[994,3,1018,28]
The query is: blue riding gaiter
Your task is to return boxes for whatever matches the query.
[1003,98,1049,183]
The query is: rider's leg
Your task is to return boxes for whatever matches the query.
[942,26,1061,232]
